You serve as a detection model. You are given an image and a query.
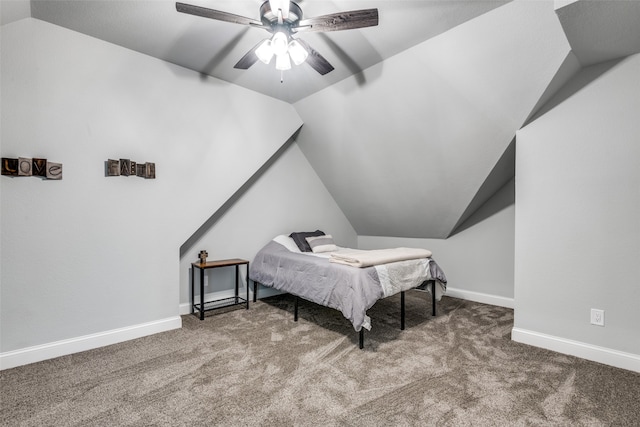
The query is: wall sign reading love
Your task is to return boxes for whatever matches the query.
[1,157,62,180]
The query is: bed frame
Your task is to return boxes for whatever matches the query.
[253,279,438,349]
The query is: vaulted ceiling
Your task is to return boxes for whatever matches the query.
[3,0,640,239]
[10,0,512,103]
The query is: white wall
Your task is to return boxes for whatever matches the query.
[0,18,302,368]
[359,178,515,308]
[513,54,640,372]
[179,141,357,310]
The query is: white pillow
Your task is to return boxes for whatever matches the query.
[272,235,302,252]
[305,234,338,253]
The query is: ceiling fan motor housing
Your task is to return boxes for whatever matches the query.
[260,1,303,35]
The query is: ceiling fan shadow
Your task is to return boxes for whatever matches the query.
[199,27,251,80]
[317,33,382,86]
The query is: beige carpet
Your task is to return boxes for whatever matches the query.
[1,293,639,426]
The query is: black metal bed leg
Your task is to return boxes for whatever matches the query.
[401,291,406,330]
[431,280,437,316]
[359,329,364,349]
[294,295,299,322]
[253,281,258,303]
[245,264,250,310]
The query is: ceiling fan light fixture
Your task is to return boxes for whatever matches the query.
[288,39,308,65]
[271,31,288,56]
[255,39,274,64]
[275,53,292,71]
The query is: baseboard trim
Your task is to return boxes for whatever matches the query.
[512,327,640,373]
[0,316,182,371]
[445,287,514,309]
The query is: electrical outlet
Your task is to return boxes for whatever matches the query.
[204,274,209,287]
[590,308,605,326]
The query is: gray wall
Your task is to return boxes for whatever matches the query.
[179,141,357,308]
[514,54,640,361]
[359,178,515,307]
[1,18,301,358]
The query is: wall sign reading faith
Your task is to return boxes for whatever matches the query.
[1,157,63,180]
[107,159,155,179]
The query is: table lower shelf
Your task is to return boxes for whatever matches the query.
[192,296,248,317]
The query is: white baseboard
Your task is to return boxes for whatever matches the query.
[512,327,640,373]
[445,286,514,309]
[0,316,182,371]
[179,302,192,315]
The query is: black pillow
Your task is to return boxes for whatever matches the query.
[289,230,325,252]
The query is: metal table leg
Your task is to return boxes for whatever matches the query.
[234,264,239,305]
[200,267,205,320]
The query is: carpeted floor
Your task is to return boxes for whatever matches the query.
[1,293,639,426]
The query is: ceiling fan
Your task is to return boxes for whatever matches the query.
[176,1,379,76]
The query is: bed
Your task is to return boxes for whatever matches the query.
[249,233,447,348]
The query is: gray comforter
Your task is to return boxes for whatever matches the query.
[249,240,446,332]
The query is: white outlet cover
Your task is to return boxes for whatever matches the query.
[590,308,605,326]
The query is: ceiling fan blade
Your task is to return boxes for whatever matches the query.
[176,2,263,27]
[296,39,334,75]
[296,8,378,33]
[233,39,266,70]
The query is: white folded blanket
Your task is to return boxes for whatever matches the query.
[330,247,433,268]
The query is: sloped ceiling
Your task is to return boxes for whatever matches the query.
[0,0,31,24]
[4,0,639,239]
[555,0,640,67]
[295,0,572,238]
[295,0,640,238]
[23,0,510,103]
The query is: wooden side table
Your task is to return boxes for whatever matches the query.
[191,258,249,320]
